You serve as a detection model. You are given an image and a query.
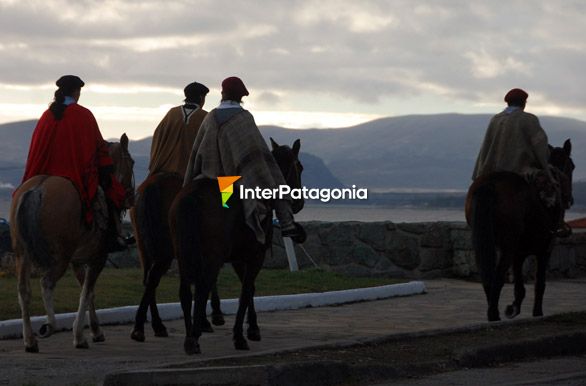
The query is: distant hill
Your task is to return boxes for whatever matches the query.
[0,120,345,189]
[2,114,586,191]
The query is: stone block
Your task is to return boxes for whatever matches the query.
[356,222,387,251]
[420,223,451,248]
[384,231,420,270]
[418,248,452,271]
[451,228,473,250]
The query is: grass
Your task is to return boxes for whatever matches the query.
[0,267,402,321]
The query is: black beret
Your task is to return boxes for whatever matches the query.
[56,75,85,90]
[184,82,210,101]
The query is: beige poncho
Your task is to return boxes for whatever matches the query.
[184,109,286,243]
[472,109,550,180]
[148,105,207,176]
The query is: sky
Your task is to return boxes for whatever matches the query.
[1,0,585,140]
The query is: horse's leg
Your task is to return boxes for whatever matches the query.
[232,258,264,350]
[533,252,548,317]
[16,257,38,353]
[72,264,105,343]
[72,260,105,349]
[505,257,526,319]
[150,292,168,337]
[131,258,171,342]
[179,278,198,354]
[487,250,511,322]
[39,261,68,338]
[210,281,225,326]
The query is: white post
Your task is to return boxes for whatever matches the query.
[283,236,299,272]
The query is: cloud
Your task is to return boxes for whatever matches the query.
[0,0,585,122]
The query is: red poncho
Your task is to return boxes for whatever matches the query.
[19,103,125,224]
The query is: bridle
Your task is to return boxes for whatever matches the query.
[108,142,135,210]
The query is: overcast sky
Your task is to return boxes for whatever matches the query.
[1,0,585,139]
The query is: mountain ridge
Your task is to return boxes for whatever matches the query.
[2,113,586,190]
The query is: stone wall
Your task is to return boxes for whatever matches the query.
[3,221,586,280]
[267,221,586,279]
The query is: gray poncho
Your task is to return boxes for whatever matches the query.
[184,108,286,243]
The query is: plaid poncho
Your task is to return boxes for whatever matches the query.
[184,108,286,243]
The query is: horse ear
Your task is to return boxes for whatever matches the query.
[564,139,572,156]
[270,137,279,151]
[120,133,129,151]
[292,139,301,156]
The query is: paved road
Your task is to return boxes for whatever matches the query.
[372,356,586,386]
[1,278,585,385]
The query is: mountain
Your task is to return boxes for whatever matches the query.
[0,120,345,189]
[259,114,586,190]
[2,114,586,191]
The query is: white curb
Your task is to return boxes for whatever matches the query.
[0,281,426,339]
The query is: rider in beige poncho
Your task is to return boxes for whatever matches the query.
[473,88,570,236]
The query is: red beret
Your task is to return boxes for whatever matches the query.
[221,76,249,98]
[504,88,528,104]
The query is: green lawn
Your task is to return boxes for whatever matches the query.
[0,267,401,321]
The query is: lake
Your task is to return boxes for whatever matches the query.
[294,204,586,223]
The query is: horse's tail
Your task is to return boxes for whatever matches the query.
[16,187,54,269]
[471,183,497,285]
[135,177,164,282]
[170,184,201,283]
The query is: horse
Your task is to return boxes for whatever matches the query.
[130,172,225,343]
[465,139,574,322]
[9,134,135,352]
[169,138,304,355]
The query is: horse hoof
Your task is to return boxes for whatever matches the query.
[92,333,106,343]
[201,319,214,333]
[154,329,169,338]
[487,311,501,322]
[247,328,261,342]
[212,314,225,326]
[153,323,168,337]
[533,311,544,317]
[39,323,55,339]
[25,342,39,353]
[184,337,201,355]
[505,305,519,319]
[234,337,250,351]
[75,340,89,349]
[130,329,146,342]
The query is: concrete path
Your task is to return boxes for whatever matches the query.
[1,278,585,386]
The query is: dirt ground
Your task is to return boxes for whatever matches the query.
[178,311,586,378]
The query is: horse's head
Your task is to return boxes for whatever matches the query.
[549,139,574,209]
[109,133,135,209]
[270,137,304,214]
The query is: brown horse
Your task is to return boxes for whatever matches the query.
[130,172,225,342]
[465,139,574,322]
[10,134,135,352]
[170,138,304,355]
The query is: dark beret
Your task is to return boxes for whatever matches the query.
[184,82,210,101]
[504,88,528,104]
[56,75,85,90]
[221,76,249,98]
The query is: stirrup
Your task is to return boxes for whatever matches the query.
[553,223,572,238]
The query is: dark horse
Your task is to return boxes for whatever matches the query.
[130,172,225,342]
[465,139,574,322]
[169,138,304,354]
[10,134,135,352]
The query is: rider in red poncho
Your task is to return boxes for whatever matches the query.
[19,75,128,251]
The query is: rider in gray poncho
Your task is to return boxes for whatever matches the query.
[184,76,304,244]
